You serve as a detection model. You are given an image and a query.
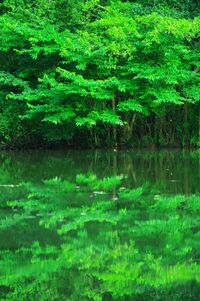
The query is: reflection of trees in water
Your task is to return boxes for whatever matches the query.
[1,150,198,193]
[0,174,200,300]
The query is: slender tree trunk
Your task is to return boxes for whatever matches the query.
[123,113,136,144]
[184,103,189,146]
[112,94,117,147]
[91,128,98,148]
[94,130,98,147]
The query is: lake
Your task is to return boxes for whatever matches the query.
[0,150,200,300]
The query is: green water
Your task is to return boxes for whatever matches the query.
[0,150,200,300]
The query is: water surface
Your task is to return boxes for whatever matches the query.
[0,150,200,300]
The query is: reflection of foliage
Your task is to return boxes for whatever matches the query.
[0,174,200,300]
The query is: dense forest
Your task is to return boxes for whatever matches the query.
[0,0,199,148]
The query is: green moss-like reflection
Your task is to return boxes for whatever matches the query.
[0,169,200,300]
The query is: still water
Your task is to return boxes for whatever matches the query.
[0,150,200,300]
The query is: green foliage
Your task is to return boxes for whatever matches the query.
[76,173,124,191]
[0,0,199,147]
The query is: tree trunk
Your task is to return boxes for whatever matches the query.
[112,94,117,147]
[184,103,189,146]
[123,113,136,144]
